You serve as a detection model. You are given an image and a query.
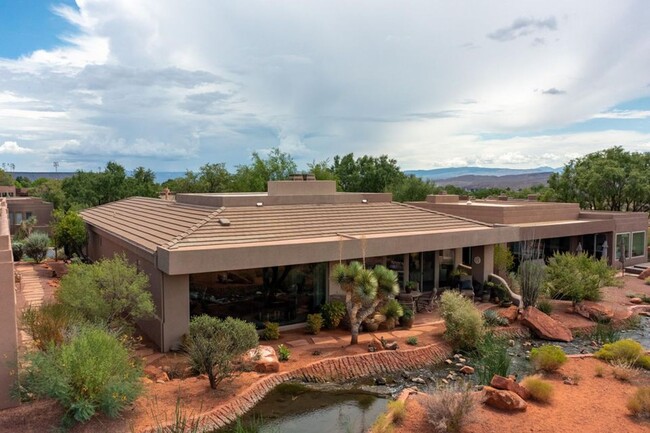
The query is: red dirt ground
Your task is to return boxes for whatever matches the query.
[1,274,649,433]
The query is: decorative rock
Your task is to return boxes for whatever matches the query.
[459,358,466,363]
[244,345,280,373]
[508,339,515,347]
[441,378,449,384]
[637,268,650,280]
[630,297,643,305]
[498,305,519,323]
[411,377,426,384]
[483,386,527,411]
[459,366,475,375]
[453,353,462,359]
[490,375,530,400]
[574,301,614,322]
[521,306,573,342]
[455,363,464,367]
[445,359,453,365]
[375,377,387,386]
[140,377,154,385]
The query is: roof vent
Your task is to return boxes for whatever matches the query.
[218,218,231,226]
[466,200,472,205]
[256,202,263,207]
[361,199,368,204]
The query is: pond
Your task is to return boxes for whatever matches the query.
[217,383,389,433]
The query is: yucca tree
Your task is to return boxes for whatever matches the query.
[332,261,399,344]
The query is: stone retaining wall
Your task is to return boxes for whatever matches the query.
[143,342,453,433]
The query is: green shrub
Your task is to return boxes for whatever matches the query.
[424,384,476,433]
[645,277,650,286]
[638,354,650,370]
[521,375,554,403]
[482,309,508,327]
[306,313,323,335]
[321,300,347,329]
[594,339,644,363]
[21,326,142,425]
[56,254,154,333]
[11,241,23,261]
[536,299,553,316]
[439,291,484,351]
[530,345,567,372]
[185,315,258,389]
[544,253,616,305]
[590,322,620,345]
[406,336,418,346]
[382,299,404,320]
[21,303,80,351]
[474,332,510,385]
[23,232,50,263]
[518,257,545,308]
[262,322,280,340]
[277,344,290,362]
[627,386,650,418]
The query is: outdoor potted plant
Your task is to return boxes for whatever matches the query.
[405,280,419,294]
[363,318,380,332]
[381,299,404,330]
[400,307,414,328]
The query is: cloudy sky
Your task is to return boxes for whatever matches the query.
[0,0,649,172]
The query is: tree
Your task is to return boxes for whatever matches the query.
[23,232,50,263]
[546,147,650,211]
[232,148,297,191]
[332,153,404,193]
[332,261,399,344]
[52,210,87,258]
[185,315,258,389]
[493,244,514,277]
[124,166,159,198]
[56,254,154,332]
[0,168,13,186]
[31,179,66,209]
[391,174,439,202]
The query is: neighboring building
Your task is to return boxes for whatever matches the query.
[6,196,54,236]
[0,198,19,409]
[81,179,648,352]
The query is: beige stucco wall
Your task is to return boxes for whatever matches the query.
[0,199,18,409]
[6,197,53,235]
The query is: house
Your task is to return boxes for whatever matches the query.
[81,178,648,352]
[2,185,54,236]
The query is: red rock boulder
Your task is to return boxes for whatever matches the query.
[574,301,614,322]
[490,375,531,401]
[637,268,650,280]
[498,306,519,323]
[521,306,573,342]
[244,345,280,373]
[483,386,527,411]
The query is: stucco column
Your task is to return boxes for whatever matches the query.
[471,244,495,285]
[162,274,190,352]
[0,204,18,409]
[454,248,463,266]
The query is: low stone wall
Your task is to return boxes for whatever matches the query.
[144,342,453,433]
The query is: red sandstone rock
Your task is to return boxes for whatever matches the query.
[630,297,643,304]
[490,375,531,400]
[498,305,519,323]
[244,345,280,373]
[574,301,614,322]
[460,365,475,374]
[521,306,573,342]
[483,386,527,411]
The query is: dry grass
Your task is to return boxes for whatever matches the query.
[521,375,554,403]
[611,360,639,382]
[387,400,406,425]
[627,386,650,419]
[424,384,476,433]
[594,364,606,378]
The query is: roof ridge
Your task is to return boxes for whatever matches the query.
[393,201,493,227]
[164,206,226,249]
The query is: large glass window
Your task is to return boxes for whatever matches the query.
[632,232,646,258]
[189,262,327,328]
[386,254,405,288]
[421,251,436,292]
[438,249,455,287]
[408,252,422,290]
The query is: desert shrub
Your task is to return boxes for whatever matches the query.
[627,386,650,418]
[371,413,393,433]
[536,299,553,316]
[306,313,323,335]
[21,303,81,351]
[482,309,508,327]
[382,299,404,320]
[277,344,290,362]
[388,399,406,424]
[11,241,23,261]
[425,384,476,433]
[262,322,280,340]
[521,375,554,403]
[439,291,484,352]
[23,232,50,263]
[56,254,154,333]
[149,397,204,433]
[321,300,347,329]
[474,332,510,385]
[185,315,258,389]
[493,244,514,276]
[530,345,567,372]
[406,336,418,346]
[21,326,142,425]
[645,277,650,286]
[594,364,605,377]
[622,314,642,330]
[590,321,620,345]
[611,360,639,382]
[518,257,545,308]
[544,252,616,305]
[637,354,650,370]
[594,339,644,364]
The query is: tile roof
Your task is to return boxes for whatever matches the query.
[81,197,491,253]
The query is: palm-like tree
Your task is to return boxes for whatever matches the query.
[332,261,399,344]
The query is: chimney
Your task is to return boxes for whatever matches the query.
[497,195,508,201]
[528,194,539,201]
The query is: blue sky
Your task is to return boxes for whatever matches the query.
[0,1,649,172]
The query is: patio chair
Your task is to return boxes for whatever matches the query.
[416,289,439,313]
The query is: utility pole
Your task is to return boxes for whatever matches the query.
[53,161,59,173]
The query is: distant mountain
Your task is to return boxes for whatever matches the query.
[435,172,553,190]
[404,166,559,180]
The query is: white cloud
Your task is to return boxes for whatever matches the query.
[0,141,34,154]
[593,110,650,119]
[0,0,649,171]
